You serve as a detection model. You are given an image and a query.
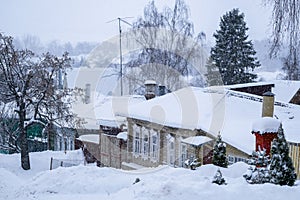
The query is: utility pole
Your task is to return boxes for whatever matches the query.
[118,18,123,96]
[107,17,132,96]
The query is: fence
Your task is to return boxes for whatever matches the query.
[50,157,85,170]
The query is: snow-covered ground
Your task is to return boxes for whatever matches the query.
[0,150,299,200]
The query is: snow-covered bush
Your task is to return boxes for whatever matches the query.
[184,157,201,170]
[244,165,270,184]
[212,169,227,185]
[243,149,270,184]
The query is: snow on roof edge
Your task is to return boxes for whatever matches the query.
[252,117,281,134]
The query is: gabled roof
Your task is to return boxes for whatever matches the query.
[119,86,300,155]
[95,95,145,127]
[73,93,145,129]
[272,80,300,103]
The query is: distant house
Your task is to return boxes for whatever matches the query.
[271,80,300,105]
[119,85,300,178]
[51,125,77,152]
[0,118,76,154]
[225,82,274,96]
[75,95,145,167]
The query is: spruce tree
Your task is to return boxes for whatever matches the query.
[212,134,228,168]
[210,8,260,85]
[269,123,297,186]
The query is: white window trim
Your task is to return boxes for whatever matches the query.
[133,124,141,157]
[150,129,159,162]
[180,143,187,167]
[142,127,149,158]
[167,134,175,166]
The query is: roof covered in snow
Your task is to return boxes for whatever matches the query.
[272,80,300,103]
[73,91,145,129]
[116,132,128,141]
[119,86,300,155]
[77,134,99,144]
[181,136,212,146]
[68,66,145,129]
[144,80,157,85]
[224,82,274,89]
[94,95,145,127]
[252,117,281,134]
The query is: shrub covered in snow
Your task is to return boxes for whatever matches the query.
[243,149,270,184]
[184,157,201,170]
[212,169,227,185]
[212,134,228,168]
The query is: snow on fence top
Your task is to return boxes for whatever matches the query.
[252,117,281,134]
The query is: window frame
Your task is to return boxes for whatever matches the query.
[150,129,159,161]
[142,127,149,157]
[133,125,141,155]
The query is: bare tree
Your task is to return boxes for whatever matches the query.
[0,33,79,170]
[266,0,300,80]
[0,102,20,153]
[13,35,44,55]
[126,0,206,92]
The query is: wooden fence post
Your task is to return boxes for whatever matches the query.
[50,157,53,170]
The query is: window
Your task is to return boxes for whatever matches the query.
[167,134,175,166]
[133,125,141,154]
[142,128,149,157]
[150,130,159,160]
[59,137,63,151]
[181,143,187,167]
[70,140,73,150]
[64,139,67,151]
[228,155,247,165]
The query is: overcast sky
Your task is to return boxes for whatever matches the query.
[0,0,272,44]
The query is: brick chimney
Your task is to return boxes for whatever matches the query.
[252,91,279,156]
[252,117,280,155]
[262,91,275,117]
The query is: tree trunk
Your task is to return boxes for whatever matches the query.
[19,103,30,170]
[47,122,55,151]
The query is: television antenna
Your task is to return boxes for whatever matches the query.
[107,17,133,96]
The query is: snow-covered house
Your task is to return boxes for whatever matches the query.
[75,94,145,167]
[0,101,76,154]
[119,85,300,179]
[96,95,145,168]
[51,126,77,152]
[119,87,250,169]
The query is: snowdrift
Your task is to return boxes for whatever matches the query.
[0,150,299,200]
